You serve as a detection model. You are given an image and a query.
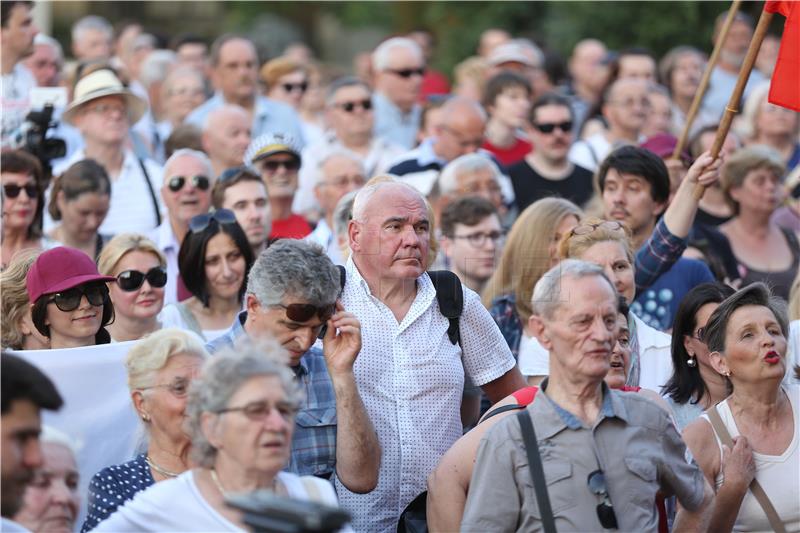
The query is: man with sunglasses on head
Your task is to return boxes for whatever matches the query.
[509,92,594,211]
[207,239,380,494]
[211,167,271,257]
[149,149,215,304]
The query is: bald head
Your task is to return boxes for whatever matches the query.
[202,104,252,171]
[352,179,424,222]
[434,97,488,162]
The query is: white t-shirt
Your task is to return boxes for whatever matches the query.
[568,132,612,172]
[518,333,549,377]
[1,64,35,149]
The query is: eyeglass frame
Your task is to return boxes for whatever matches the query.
[46,282,110,312]
[271,302,337,324]
[138,378,192,399]
[568,220,625,238]
[385,67,425,79]
[281,81,308,93]
[167,175,211,193]
[533,121,573,134]
[449,230,506,247]
[116,266,168,292]
[333,99,373,113]
[188,208,238,234]
[215,399,301,421]
[2,183,39,199]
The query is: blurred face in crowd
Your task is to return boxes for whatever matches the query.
[670,51,704,101]
[12,441,79,533]
[719,19,753,69]
[490,85,531,130]
[375,45,424,112]
[213,38,258,104]
[222,180,271,251]
[72,28,111,61]
[548,214,580,266]
[110,250,165,323]
[327,84,374,141]
[617,54,656,81]
[73,95,130,147]
[2,170,38,234]
[163,70,206,126]
[756,97,799,139]
[642,91,672,138]
[161,154,213,227]
[203,107,251,169]
[605,312,631,389]
[315,154,366,217]
[44,281,107,348]
[1,399,43,517]
[478,29,511,58]
[176,42,208,73]
[569,39,608,95]
[55,190,110,244]
[602,168,665,238]
[257,152,301,200]
[435,104,486,162]
[442,213,504,289]
[683,302,720,376]
[2,3,37,61]
[578,240,635,304]
[204,231,246,302]
[530,104,574,164]
[23,42,62,87]
[729,167,783,216]
[454,168,504,212]
[268,70,308,110]
[604,79,649,136]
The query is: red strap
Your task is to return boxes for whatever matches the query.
[511,386,539,406]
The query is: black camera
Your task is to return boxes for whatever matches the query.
[225,491,351,533]
[24,103,66,179]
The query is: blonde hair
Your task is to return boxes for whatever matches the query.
[481,198,583,324]
[260,56,307,90]
[557,216,635,264]
[0,248,42,349]
[97,233,166,277]
[126,328,209,392]
[720,144,786,215]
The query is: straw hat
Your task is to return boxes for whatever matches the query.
[62,69,147,125]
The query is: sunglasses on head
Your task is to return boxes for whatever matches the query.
[116,266,168,292]
[588,469,618,529]
[167,175,210,192]
[570,220,624,237]
[388,67,425,79]
[259,159,301,173]
[336,99,372,113]
[47,282,109,312]
[276,302,337,323]
[188,208,237,233]
[3,183,39,199]
[282,82,308,93]
[533,121,573,134]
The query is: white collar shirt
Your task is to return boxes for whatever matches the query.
[148,219,181,305]
[305,219,344,266]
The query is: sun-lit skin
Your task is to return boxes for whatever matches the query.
[602,168,666,244]
[605,313,631,390]
[203,233,246,302]
[43,286,106,349]
[0,399,43,518]
[221,180,271,252]
[2,171,38,233]
[108,250,165,324]
[441,214,504,292]
[578,240,636,304]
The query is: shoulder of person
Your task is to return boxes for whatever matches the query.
[90,456,147,486]
[612,388,674,430]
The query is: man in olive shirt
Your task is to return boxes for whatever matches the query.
[462,260,714,532]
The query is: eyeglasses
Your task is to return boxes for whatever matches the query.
[321,174,366,189]
[47,282,109,312]
[387,67,425,79]
[167,175,210,192]
[334,99,373,113]
[216,400,300,421]
[86,102,126,117]
[259,159,301,173]
[569,220,625,237]
[274,302,337,323]
[533,121,573,134]
[2,183,39,199]
[451,230,505,247]
[139,378,191,398]
[116,266,168,292]
[282,82,308,93]
[188,208,237,233]
[587,469,618,529]
[609,97,650,109]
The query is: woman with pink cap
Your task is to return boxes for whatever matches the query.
[27,246,116,349]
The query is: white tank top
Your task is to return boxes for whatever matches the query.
[701,384,800,532]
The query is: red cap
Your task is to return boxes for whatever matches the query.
[640,133,691,164]
[26,247,116,303]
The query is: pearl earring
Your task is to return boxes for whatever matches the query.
[687,355,696,367]
[141,413,150,422]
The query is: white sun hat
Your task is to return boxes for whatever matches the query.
[62,68,147,125]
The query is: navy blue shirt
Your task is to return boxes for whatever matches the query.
[81,454,154,532]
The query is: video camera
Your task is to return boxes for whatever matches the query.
[23,103,66,181]
[225,490,351,533]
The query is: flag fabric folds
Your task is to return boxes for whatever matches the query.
[765,0,800,111]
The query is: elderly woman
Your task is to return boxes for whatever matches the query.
[98,233,167,342]
[81,328,208,531]
[657,46,711,136]
[12,426,80,533]
[0,249,49,350]
[720,145,799,300]
[738,81,800,172]
[1,150,45,270]
[683,283,800,531]
[93,340,346,531]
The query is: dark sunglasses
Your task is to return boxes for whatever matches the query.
[260,159,301,173]
[336,99,372,113]
[116,266,168,292]
[388,67,425,79]
[167,175,210,192]
[282,82,308,93]
[588,470,618,529]
[276,302,336,323]
[3,183,39,199]
[188,208,237,233]
[47,282,109,312]
[791,182,800,200]
[533,121,573,134]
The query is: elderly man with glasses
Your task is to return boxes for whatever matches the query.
[207,239,380,494]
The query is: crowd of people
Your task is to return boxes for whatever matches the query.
[2,1,800,531]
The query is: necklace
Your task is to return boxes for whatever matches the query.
[210,468,228,497]
[144,455,181,478]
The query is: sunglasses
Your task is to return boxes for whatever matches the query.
[335,99,372,113]
[188,208,237,233]
[3,183,39,199]
[47,282,109,312]
[533,121,573,134]
[259,159,301,173]
[570,220,624,237]
[388,67,425,79]
[167,175,210,192]
[116,266,168,292]
[138,378,191,398]
[282,82,308,93]
[588,469,618,529]
[275,302,337,323]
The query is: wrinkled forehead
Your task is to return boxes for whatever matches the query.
[361,183,427,221]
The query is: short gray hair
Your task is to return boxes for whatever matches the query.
[41,425,80,457]
[71,15,112,44]
[333,189,358,240]
[34,34,63,61]
[139,49,177,88]
[351,176,421,222]
[203,103,248,132]
[511,38,545,67]
[326,76,371,106]
[163,148,214,182]
[531,260,616,319]
[372,37,423,72]
[317,149,365,179]
[246,239,340,307]
[186,339,301,468]
[438,153,502,196]
[703,282,789,354]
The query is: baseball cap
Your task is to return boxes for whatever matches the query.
[487,42,536,68]
[244,132,302,168]
[26,247,116,304]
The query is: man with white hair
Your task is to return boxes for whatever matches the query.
[338,178,526,532]
[23,34,62,87]
[70,15,113,61]
[149,149,215,304]
[436,153,506,216]
[371,37,425,149]
[1,1,38,149]
[201,104,251,178]
[133,49,177,163]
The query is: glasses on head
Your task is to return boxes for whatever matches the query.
[188,208,237,233]
[116,266,168,292]
[259,159,301,173]
[167,175,210,193]
[2,183,39,199]
[139,378,191,398]
[218,166,251,183]
[451,230,505,247]
[587,469,618,529]
[216,399,300,421]
[274,302,337,323]
[86,102,126,117]
[387,67,425,79]
[569,220,625,237]
[47,282,109,312]
[335,99,373,113]
[282,82,308,93]
[533,121,573,134]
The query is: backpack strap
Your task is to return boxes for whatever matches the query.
[427,270,463,346]
[517,410,557,533]
[137,158,162,227]
[336,264,346,292]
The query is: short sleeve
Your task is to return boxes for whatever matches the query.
[460,287,516,387]
[658,415,706,511]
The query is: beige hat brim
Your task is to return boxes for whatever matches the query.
[62,88,147,125]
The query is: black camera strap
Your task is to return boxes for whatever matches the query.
[137,158,162,227]
[517,410,557,533]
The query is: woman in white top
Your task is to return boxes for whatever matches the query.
[94,339,346,532]
[683,283,800,532]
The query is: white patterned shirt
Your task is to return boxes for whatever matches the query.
[335,257,516,533]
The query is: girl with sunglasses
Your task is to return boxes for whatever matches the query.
[98,234,168,343]
[27,247,116,349]
[2,150,45,270]
[159,210,254,342]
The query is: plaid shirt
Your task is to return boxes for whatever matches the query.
[635,218,686,294]
[207,312,338,478]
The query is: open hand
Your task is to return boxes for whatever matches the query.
[686,151,723,188]
[322,301,362,378]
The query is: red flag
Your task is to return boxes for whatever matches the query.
[765,1,800,111]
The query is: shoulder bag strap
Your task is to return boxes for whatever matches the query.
[705,405,786,533]
[137,158,162,227]
[516,410,557,533]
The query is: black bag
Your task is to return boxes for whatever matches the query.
[397,491,428,533]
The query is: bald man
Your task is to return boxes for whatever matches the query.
[564,39,609,129]
[201,104,251,177]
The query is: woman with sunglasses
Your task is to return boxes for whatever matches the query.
[93,341,349,532]
[97,234,168,342]
[26,246,116,349]
[81,329,208,532]
[2,150,45,270]
[45,159,111,260]
[260,57,324,146]
[159,209,254,342]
